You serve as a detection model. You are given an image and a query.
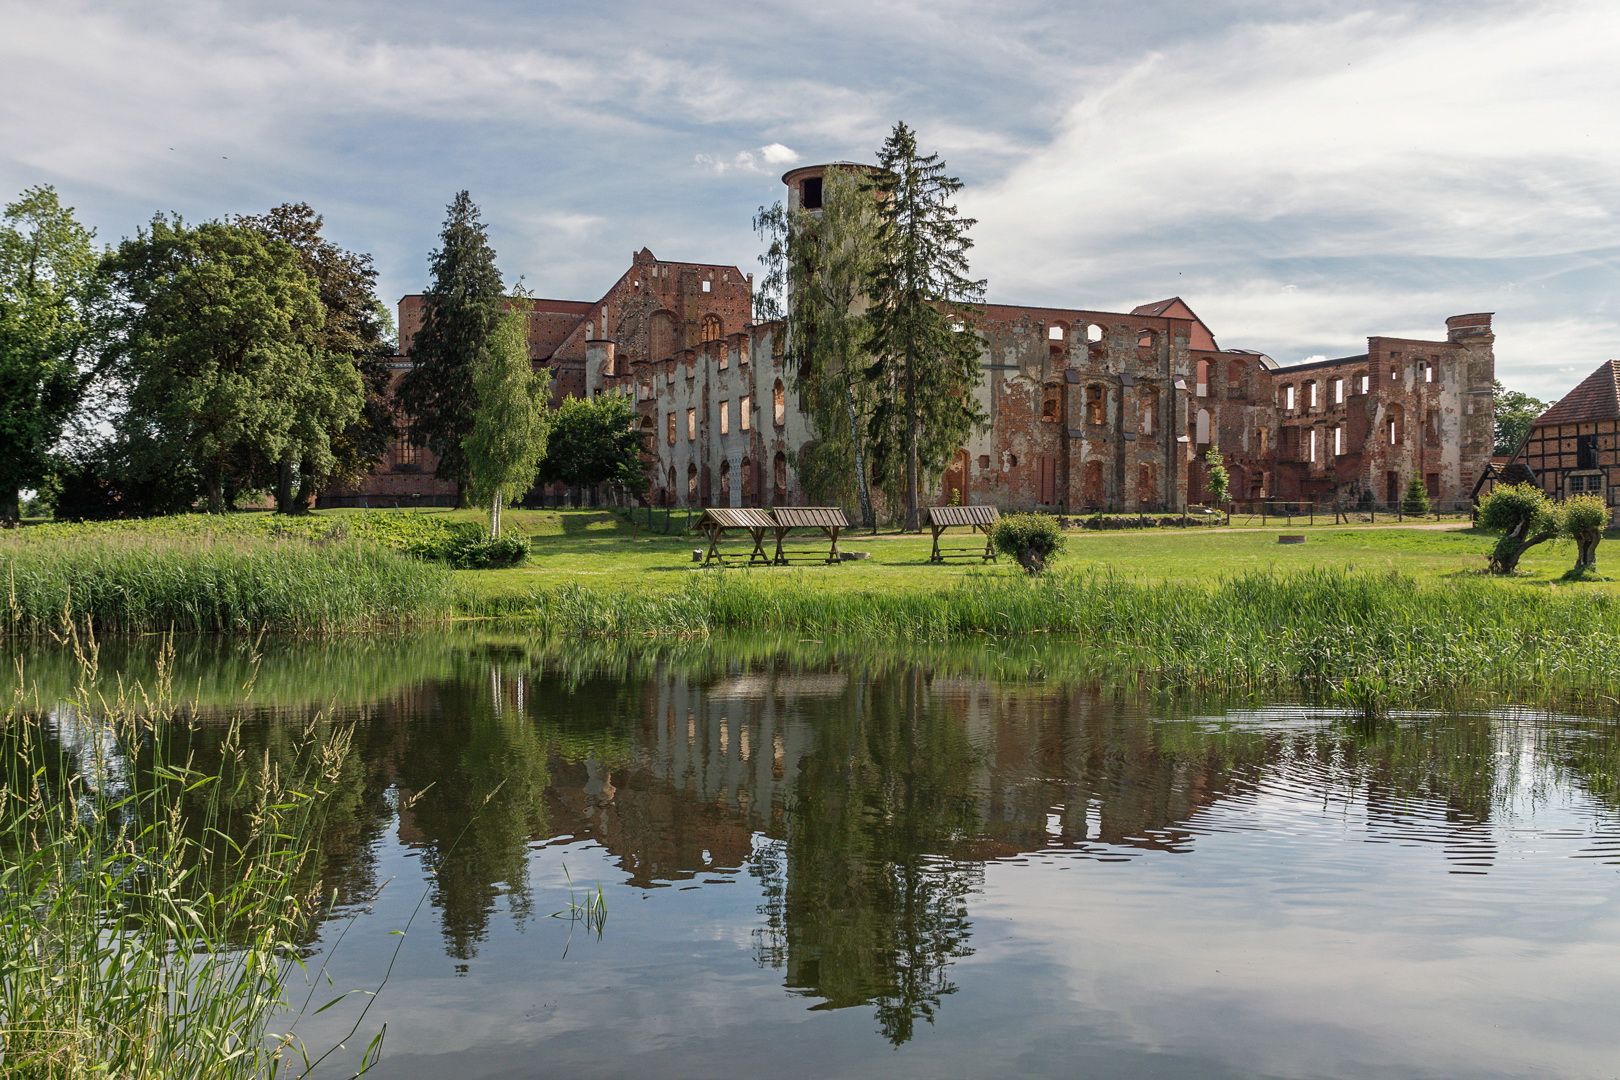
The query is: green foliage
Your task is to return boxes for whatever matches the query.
[102,216,360,515]
[237,203,394,509]
[756,169,882,523]
[536,392,644,494]
[1401,472,1432,515]
[444,532,530,569]
[466,300,551,535]
[0,186,106,522]
[1204,446,1230,506]
[1493,380,1550,457]
[864,122,988,530]
[991,512,1067,573]
[397,191,505,496]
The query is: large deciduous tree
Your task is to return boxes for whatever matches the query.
[466,300,551,536]
[536,393,643,500]
[0,186,105,523]
[237,203,394,512]
[398,191,504,505]
[103,217,348,514]
[1493,380,1549,457]
[863,122,987,531]
[755,168,881,526]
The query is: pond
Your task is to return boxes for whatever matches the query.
[17,634,1620,1078]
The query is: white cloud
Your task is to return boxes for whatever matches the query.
[695,144,803,175]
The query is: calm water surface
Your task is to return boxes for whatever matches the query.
[23,636,1620,1079]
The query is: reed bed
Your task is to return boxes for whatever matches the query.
[525,568,1620,708]
[0,656,379,1078]
[1,533,456,636]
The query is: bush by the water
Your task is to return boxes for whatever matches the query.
[444,532,530,569]
[0,533,456,635]
[992,513,1067,572]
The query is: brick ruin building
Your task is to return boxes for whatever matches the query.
[323,164,1497,515]
[1491,360,1620,525]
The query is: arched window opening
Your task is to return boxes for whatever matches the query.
[686,463,699,504]
[1141,386,1159,436]
[1048,324,1066,341]
[1086,323,1104,343]
[1086,385,1106,427]
[700,314,723,343]
[740,456,756,505]
[1041,383,1061,423]
[773,379,786,427]
[718,340,730,369]
[718,459,732,508]
[1195,408,1211,446]
[772,452,788,505]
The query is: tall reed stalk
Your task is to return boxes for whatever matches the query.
[0,638,380,1078]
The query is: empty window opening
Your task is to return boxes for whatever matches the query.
[1086,324,1104,343]
[1086,385,1106,426]
[1387,404,1404,445]
[1330,377,1344,405]
[1196,359,1211,398]
[687,464,699,502]
[1306,381,1318,409]
[719,400,730,436]
[773,452,788,502]
[1358,372,1370,394]
[1332,426,1343,456]
[740,394,751,431]
[1282,385,1296,411]
[686,408,696,441]
[1041,384,1061,422]
[719,341,729,370]
[1195,408,1211,446]
[1578,434,1600,470]
[773,379,786,427]
[1257,427,1269,455]
[979,454,991,469]
[667,413,676,446]
[701,314,722,342]
[1048,324,1066,340]
[801,177,823,210]
[1308,428,1318,463]
[1141,387,1159,436]
[702,280,712,293]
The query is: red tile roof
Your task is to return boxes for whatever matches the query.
[1534,360,1620,427]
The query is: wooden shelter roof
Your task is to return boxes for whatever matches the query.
[699,508,775,528]
[924,505,999,527]
[771,507,849,528]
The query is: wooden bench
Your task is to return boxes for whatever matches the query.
[923,505,1000,563]
[768,507,850,565]
[697,508,775,567]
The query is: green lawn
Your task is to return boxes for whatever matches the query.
[317,506,1618,605]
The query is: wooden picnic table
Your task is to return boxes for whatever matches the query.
[697,507,776,566]
[768,507,850,565]
[922,504,1000,563]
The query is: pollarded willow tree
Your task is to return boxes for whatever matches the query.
[1477,483,1559,574]
[863,122,988,531]
[398,191,505,506]
[755,168,882,527]
[1562,492,1607,573]
[465,299,551,537]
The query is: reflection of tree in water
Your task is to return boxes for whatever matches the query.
[756,668,984,1045]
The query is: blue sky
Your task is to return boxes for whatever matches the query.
[3,0,1617,400]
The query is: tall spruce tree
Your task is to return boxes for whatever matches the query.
[237,203,394,512]
[466,299,551,536]
[755,168,881,526]
[398,191,504,505]
[863,122,987,531]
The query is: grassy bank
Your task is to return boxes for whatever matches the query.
[1,532,455,635]
[513,567,1620,709]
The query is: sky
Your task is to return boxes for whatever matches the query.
[3,0,1617,401]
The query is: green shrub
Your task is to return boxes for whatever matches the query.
[445,532,530,569]
[1401,472,1432,515]
[991,513,1067,573]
